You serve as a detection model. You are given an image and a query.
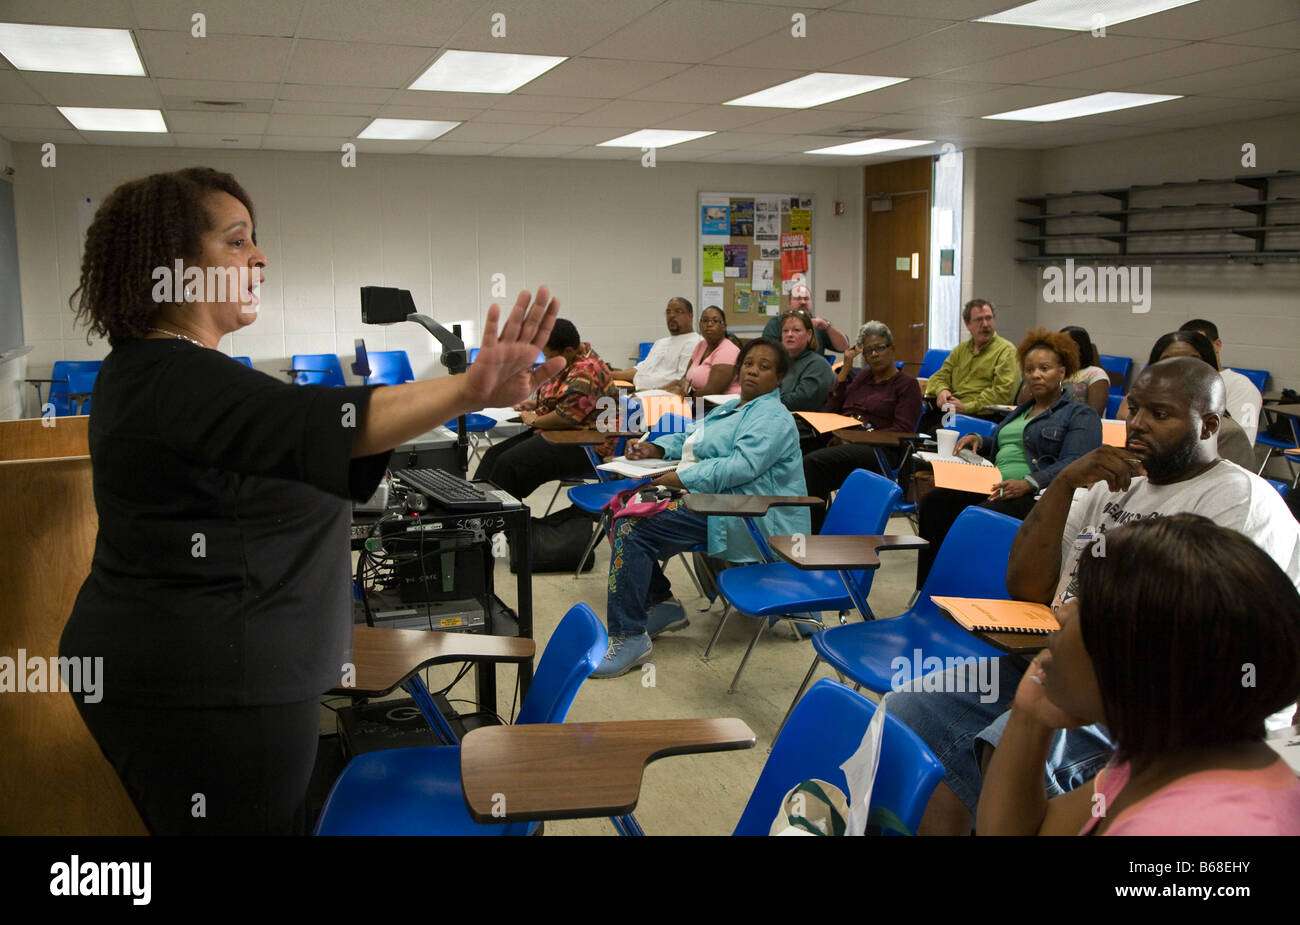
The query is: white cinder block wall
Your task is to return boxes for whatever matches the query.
[8,142,865,418]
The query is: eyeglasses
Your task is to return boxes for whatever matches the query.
[700,316,725,326]
[861,344,891,355]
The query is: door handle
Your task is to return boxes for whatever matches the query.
[910,323,924,328]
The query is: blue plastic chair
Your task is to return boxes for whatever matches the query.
[47,361,102,416]
[364,350,415,385]
[1228,367,1268,393]
[291,353,346,386]
[951,413,996,441]
[710,469,902,693]
[1105,392,1124,419]
[638,342,654,362]
[1265,478,1290,498]
[917,348,950,379]
[1098,354,1131,394]
[315,602,607,836]
[1257,410,1300,476]
[781,506,1020,734]
[733,679,943,836]
[233,355,253,368]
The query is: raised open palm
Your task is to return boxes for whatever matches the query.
[464,286,565,409]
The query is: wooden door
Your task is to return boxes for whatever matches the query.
[864,158,932,369]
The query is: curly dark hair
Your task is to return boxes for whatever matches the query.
[70,167,257,346]
[1016,326,1080,378]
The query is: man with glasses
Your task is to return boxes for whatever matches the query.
[609,297,703,391]
[920,298,1019,433]
[761,283,849,353]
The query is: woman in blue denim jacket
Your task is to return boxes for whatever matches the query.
[915,328,1101,588]
[592,338,810,678]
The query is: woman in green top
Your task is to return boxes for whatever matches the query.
[915,328,1102,588]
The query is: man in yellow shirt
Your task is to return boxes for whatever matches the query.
[922,299,1019,432]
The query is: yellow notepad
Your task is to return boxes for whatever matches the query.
[1102,419,1126,448]
[932,596,1060,635]
[795,411,866,434]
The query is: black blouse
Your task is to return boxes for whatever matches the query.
[60,339,390,707]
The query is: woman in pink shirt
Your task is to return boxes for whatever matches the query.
[978,514,1300,835]
[667,305,740,398]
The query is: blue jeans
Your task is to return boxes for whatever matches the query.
[887,657,1114,814]
[606,500,710,638]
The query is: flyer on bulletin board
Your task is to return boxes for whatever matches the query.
[790,208,811,239]
[729,199,754,237]
[702,245,724,283]
[701,205,729,236]
[702,286,724,311]
[724,244,749,276]
[733,283,752,313]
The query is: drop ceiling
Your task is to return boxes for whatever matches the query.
[0,0,1296,164]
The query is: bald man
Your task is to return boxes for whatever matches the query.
[890,356,1300,835]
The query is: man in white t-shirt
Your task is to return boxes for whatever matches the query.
[889,356,1300,834]
[1179,319,1263,444]
[609,297,702,391]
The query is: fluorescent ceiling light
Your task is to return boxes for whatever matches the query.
[0,23,145,75]
[976,0,1203,31]
[806,138,933,156]
[409,50,566,94]
[59,107,166,132]
[598,130,715,148]
[725,72,908,109]
[358,118,460,140]
[983,91,1180,121]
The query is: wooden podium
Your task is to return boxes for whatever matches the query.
[0,417,145,834]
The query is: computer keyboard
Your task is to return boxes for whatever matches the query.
[393,468,504,512]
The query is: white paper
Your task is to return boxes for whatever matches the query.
[840,696,887,837]
[724,266,740,278]
[477,407,522,422]
[633,389,674,397]
[597,456,678,478]
[711,270,725,283]
[701,394,740,406]
[701,286,724,310]
[916,450,995,467]
[753,259,774,289]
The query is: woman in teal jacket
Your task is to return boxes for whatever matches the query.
[592,338,809,678]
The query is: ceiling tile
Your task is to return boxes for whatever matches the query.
[129,0,307,36]
[626,65,807,104]
[829,0,1017,18]
[279,84,395,103]
[1212,75,1300,100]
[0,104,71,129]
[565,99,710,127]
[0,127,84,143]
[353,139,430,154]
[582,0,790,64]
[172,132,263,148]
[1036,41,1285,90]
[903,84,1098,117]
[1139,99,1300,128]
[295,0,482,45]
[421,140,510,156]
[522,124,631,145]
[937,34,1183,85]
[489,94,607,113]
[730,108,880,133]
[817,77,1002,112]
[1108,0,1300,41]
[832,22,1068,77]
[469,108,579,125]
[0,0,135,27]
[155,78,280,99]
[272,99,383,116]
[1135,50,1300,95]
[691,149,782,163]
[136,30,294,81]
[260,135,349,151]
[518,58,692,98]
[0,72,45,105]
[21,73,162,107]
[443,121,545,143]
[284,40,436,88]
[650,103,785,130]
[163,110,270,133]
[264,114,369,135]
[442,0,663,56]
[491,143,585,158]
[1218,19,1300,49]
[163,96,272,112]
[711,10,946,69]
[78,130,177,146]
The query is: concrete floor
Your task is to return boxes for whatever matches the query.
[332,465,922,837]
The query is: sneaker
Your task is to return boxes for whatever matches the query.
[646,598,690,638]
[590,634,652,679]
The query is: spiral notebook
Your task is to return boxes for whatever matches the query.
[915,452,1002,494]
[932,596,1060,635]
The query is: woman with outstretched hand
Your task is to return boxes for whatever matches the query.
[60,167,560,835]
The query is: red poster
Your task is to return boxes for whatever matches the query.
[781,248,808,277]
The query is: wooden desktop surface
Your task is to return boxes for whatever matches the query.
[333,626,534,698]
[831,429,923,446]
[1266,404,1300,419]
[460,718,756,823]
[684,494,820,516]
[769,533,928,570]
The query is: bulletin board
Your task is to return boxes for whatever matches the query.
[698,192,814,331]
